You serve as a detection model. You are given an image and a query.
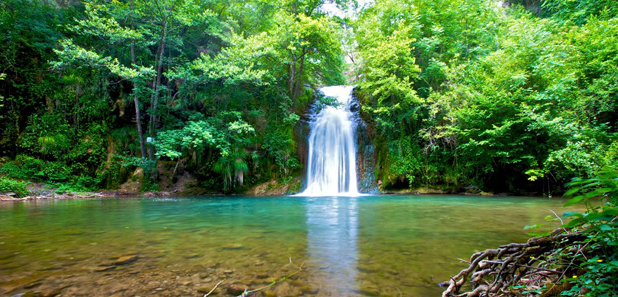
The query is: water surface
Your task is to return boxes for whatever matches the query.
[0,195,577,296]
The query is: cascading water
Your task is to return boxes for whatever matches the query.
[300,86,359,196]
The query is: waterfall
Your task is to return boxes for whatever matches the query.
[300,86,359,196]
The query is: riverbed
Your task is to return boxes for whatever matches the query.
[0,195,577,296]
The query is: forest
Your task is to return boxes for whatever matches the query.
[0,1,617,296]
[0,0,616,196]
[0,0,618,195]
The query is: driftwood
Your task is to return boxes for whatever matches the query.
[442,230,587,297]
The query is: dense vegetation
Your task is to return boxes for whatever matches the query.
[353,0,618,194]
[0,0,347,193]
[0,0,616,196]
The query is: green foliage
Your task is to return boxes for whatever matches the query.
[156,113,255,160]
[0,176,29,198]
[559,167,618,296]
[354,0,618,193]
[3,0,616,196]
[0,155,71,183]
[542,0,618,24]
[262,128,300,177]
[0,0,346,193]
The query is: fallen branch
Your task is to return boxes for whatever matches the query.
[442,229,587,297]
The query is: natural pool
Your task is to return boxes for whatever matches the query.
[0,195,578,296]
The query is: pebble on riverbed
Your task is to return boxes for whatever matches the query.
[226,284,246,295]
[97,255,139,268]
[110,255,138,265]
[221,244,244,250]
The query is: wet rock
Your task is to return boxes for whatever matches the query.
[226,284,246,295]
[223,269,234,275]
[23,280,42,289]
[197,286,213,294]
[183,253,201,259]
[37,288,62,297]
[179,280,192,286]
[111,255,138,265]
[93,266,116,272]
[221,244,244,250]
[255,272,269,279]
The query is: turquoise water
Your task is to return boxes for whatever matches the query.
[0,195,578,296]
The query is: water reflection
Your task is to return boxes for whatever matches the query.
[0,196,583,296]
[305,197,359,295]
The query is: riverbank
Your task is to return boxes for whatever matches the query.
[0,190,544,204]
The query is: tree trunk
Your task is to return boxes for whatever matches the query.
[148,19,168,160]
[130,0,147,159]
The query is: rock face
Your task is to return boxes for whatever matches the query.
[118,168,143,195]
[350,91,379,194]
[245,176,302,196]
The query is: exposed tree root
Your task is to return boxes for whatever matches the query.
[441,229,587,297]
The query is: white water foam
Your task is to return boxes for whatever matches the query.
[299,86,359,197]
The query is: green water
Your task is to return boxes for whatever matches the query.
[0,195,577,296]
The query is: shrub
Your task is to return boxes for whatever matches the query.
[0,155,70,182]
[560,167,618,296]
[0,176,29,197]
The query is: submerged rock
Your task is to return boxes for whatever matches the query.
[99,255,139,267]
[223,269,234,275]
[182,253,201,259]
[273,282,302,296]
[221,244,244,250]
[93,265,116,272]
[112,255,138,265]
[35,288,62,297]
[197,286,213,294]
[226,284,246,295]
